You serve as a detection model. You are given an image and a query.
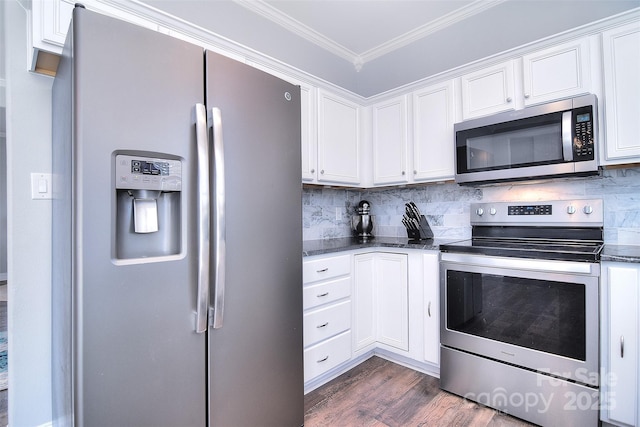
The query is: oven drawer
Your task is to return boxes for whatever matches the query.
[304,331,351,382]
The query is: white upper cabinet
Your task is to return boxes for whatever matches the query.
[461,38,593,120]
[317,90,361,185]
[521,38,592,106]
[460,60,516,120]
[300,85,318,182]
[412,80,456,182]
[372,96,409,185]
[30,0,74,75]
[601,20,640,163]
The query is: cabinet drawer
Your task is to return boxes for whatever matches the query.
[303,254,351,284]
[304,331,352,382]
[303,276,351,310]
[304,300,351,347]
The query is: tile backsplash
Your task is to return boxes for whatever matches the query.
[302,165,640,245]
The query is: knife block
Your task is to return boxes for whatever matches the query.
[405,215,434,241]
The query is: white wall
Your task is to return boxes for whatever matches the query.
[5,0,54,425]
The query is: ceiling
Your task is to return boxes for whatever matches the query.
[142,0,640,97]
[236,0,497,71]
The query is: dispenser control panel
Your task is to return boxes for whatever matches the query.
[115,154,182,191]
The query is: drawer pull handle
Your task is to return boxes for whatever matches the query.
[317,322,329,328]
[621,335,625,358]
[317,292,329,297]
[317,268,329,273]
[317,356,329,363]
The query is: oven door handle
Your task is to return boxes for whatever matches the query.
[440,252,596,275]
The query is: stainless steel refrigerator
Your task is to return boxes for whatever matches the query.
[52,6,303,427]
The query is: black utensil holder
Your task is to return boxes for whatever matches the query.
[405,215,434,241]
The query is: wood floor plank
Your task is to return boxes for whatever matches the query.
[305,356,536,427]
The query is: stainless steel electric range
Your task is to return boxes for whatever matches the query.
[439,199,603,427]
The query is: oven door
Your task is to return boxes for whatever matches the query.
[440,252,600,387]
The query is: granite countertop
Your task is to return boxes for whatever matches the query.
[601,245,640,263]
[303,236,453,257]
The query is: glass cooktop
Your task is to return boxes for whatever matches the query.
[439,237,603,262]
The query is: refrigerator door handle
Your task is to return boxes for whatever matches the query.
[194,103,211,334]
[210,107,226,329]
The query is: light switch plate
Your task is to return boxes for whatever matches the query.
[31,173,53,200]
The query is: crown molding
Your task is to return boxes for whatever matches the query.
[232,0,359,65]
[233,0,507,71]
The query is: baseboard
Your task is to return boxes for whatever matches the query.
[304,349,441,394]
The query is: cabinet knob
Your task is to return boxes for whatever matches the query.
[401,171,406,175]
[320,169,325,174]
[524,93,530,99]
[310,168,315,174]
[413,170,417,175]
[506,97,512,102]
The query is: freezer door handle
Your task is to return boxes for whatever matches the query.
[210,107,226,329]
[194,103,210,334]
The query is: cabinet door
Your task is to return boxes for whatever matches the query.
[317,90,360,185]
[372,96,408,185]
[301,85,318,182]
[423,253,440,365]
[376,253,408,351]
[353,254,376,350]
[460,60,515,119]
[605,264,639,427]
[412,81,455,182]
[602,21,640,163]
[522,39,591,106]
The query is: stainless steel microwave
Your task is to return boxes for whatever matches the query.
[454,94,598,185]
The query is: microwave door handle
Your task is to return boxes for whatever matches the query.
[562,111,573,161]
[194,103,211,334]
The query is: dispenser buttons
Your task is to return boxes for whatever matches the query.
[31,173,52,200]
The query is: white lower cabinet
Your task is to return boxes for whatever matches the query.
[354,252,409,352]
[305,249,440,391]
[423,252,440,365]
[601,262,640,427]
[375,253,409,351]
[303,254,352,384]
[304,331,352,382]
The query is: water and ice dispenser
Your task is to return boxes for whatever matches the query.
[115,154,182,259]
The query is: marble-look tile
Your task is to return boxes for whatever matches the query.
[302,166,640,244]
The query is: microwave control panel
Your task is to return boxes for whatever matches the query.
[573,106,594,161]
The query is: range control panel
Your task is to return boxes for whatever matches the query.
[471,199,603,226]
[508,204,552,216]
[115,154,182,191]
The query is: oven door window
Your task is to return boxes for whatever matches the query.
[446,270,586,361]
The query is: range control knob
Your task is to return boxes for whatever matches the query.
[476,208,484,216]
[583,205,594,215]
[489,208,497,215]
[567,205,576,215]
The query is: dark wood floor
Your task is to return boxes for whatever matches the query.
[304,356,535,427]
